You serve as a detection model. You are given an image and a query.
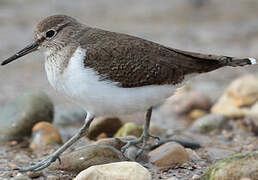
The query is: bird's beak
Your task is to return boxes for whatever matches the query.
[1,41,39,66]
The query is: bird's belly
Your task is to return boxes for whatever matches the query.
[62,72,177,116]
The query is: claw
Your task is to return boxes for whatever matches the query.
[16,156,57,172]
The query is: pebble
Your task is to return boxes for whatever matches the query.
[191,174,200,180]
[88,116,123,140]
[115,122,143,138]
[212,74,258,118]
[0,91,54,142]
[54,105,86,126]
[204,147,235,162]
[46,175,60,180]
[191,114,230,134]
[188,109,208,120]
[148,142,189,167]
[48,144,126,173]
[74,161,151,180]
[185,148,201,161]
[30,121,62,149]
[10,173,30,180]
[26,171,43,178]
[202,152,258,180]
[166,91,212,115]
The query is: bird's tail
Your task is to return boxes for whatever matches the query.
[221,57,257,67]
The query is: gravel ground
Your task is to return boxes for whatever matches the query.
[0,0,258,179]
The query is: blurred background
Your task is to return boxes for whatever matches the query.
[0,0,257,105]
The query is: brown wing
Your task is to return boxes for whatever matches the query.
[79,28,227,88]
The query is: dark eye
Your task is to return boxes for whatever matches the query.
[45,30,56,39]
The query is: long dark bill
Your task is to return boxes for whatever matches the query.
[1,42,39,66]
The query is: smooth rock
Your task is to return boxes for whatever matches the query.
[186,148,201,161]
[54,105,86,126]
[202,152,258,180]
[148,142,189,167]
[204,147,235,162]
[0,91,53,142]
[74,161,151,180]
[188,109,208,120]
[212,74,258,118]
[48,145,126,173]
[191,114,230,134]
[166,91,212,115]
[30,122,62,149]
[115,122,143,138]
[88,117,123,140]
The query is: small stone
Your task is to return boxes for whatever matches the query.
[186,148,201,161]
[88,117,123,140]
[166,91,212,115]
[48,144,126,173]
[0,91,53,142]
[10,173,30,180]
[148,142,189,167]
[74,161,151,180]
[94,136,136,150]
[54,105,86,126]
[46,175,59,180]
[188,109,208,120]
[191,114,230,134]
[96,132,108,140]
[167,177,179,180]
[191,174,200,180]
[30,122,62,149]
[115,122,143,138]
[202,152,258,180]
[26,171,43,178]
[205,147,235,162]
[212,74,258,118]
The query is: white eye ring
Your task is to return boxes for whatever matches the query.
[45,29,56,39]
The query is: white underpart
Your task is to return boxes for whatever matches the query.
[248,57,257,65]
[45,47,191,116]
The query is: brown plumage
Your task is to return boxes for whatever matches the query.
[80,27,253,87]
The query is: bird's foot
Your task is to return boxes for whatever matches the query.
[150,137,201,150]
[14,155,59,172]
[120,133,160,159]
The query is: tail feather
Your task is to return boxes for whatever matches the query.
[221,57,257,67]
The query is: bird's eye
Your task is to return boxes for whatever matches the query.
[45,29,56,39]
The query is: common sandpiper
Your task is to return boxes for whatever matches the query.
[1,15,257,171]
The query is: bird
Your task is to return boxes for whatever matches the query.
[1,15,256,172]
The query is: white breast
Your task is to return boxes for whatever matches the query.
[45,47,185,116]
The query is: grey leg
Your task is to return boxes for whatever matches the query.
[16,112,95,172]
[120,107,201,158]
[121,107,158,158]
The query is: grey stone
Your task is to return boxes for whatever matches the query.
[0,91,53,142]
[191,114,230,134]
[48,144,126,173]
[54,105,86,126]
